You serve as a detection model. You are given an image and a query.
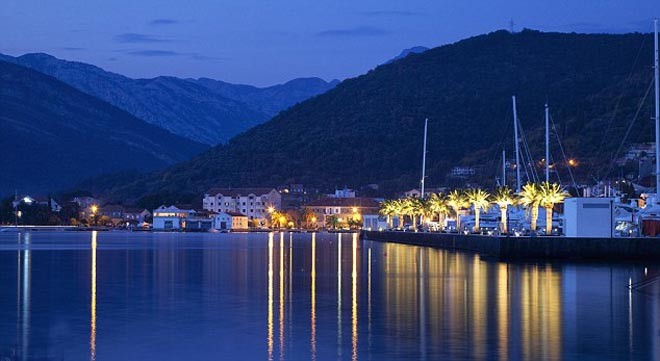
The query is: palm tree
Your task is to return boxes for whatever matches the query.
[427,193,450,227]
[379,200,395,229]
[401,197,420,230]
[465,189,491,232]
[539,182,569,235]
[447,190,469,231]
[518,183,543,232]
[492,186,515,234]
[410,197,426,230]
[392,199,406,229]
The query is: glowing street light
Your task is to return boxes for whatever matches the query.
[568,159,578,167]
[268,206,275,214]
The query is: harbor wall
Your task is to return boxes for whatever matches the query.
[361,230,660,260]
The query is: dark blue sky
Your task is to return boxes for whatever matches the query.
[2,1,657,86]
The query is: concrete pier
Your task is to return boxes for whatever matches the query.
[361,230,660,260]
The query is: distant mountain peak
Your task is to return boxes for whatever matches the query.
[386,46,429,64]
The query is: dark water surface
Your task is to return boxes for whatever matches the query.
[0,231,658,360]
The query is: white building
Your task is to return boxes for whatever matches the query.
[564,198,614,237]
[13,195,62,212]
[213,212,249,231]
[202,188,281,225]
[152,205,196,230]
[362,214,389,231]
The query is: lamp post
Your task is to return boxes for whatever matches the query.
[90,205,98,226]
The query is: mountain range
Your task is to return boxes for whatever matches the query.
[0,60,207,194]
[0,53,338,145]
[90,29,656,204]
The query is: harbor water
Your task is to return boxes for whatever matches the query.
[0,231,658,360]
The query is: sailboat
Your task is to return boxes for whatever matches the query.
[636,19,660,236]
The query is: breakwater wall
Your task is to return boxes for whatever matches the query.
[361,231,660,260]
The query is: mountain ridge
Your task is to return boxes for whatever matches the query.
[0,59,207,195]
[0,53,339,145]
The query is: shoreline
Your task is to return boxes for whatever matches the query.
[361,230,660,261]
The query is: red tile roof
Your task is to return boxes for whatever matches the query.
[305,197,380,208]
[205,188,276,197]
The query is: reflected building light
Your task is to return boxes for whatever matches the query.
[279,232,285,360]
[629,277,633,353]
[18,232,31,361]
[311,232,317,360]
[352,233,358,361]
[497,263,509,361]
[268,233,274,361]
[91,231,97,361]
[337,233,342,358]
[368,247,372,354]
[418,248,427,360]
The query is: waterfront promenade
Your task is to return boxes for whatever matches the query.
[361,230,660,260]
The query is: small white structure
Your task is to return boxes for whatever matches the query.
[213,212,249,231]
[152,205,195,230]
[564,198,614,237]
[362,214,388,231]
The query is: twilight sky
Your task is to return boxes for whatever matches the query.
[2,0,657,86]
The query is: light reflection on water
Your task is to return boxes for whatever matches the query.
[0,231,658,360]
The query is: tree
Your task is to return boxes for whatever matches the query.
[492,187,515,233]
[301,207,316,229]
[392,199,406,229]
[326,215,339,230]
[465,189,491,232]
[379,200,395,228]
[539,182,569,235]
[427,193,450,226]
[519,183,543,232]
[447,190,469,231]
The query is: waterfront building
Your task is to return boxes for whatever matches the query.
[202,188,281,225]
[13,195,62,212]
[449,166,476,178]
[306,197,379,228]
[124,208,151,225]
[362,214,389,230]
[99,205,125,224]
[152,205,196,230]
[330,188,356,198]
[564,198,614,237]
[213,212,249,231]
[403,187,447,198]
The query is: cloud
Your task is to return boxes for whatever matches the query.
[149,18,178,26]
[114,33,171,43]
[61,47,85,51]
[359,10,420,17]
[316,26,387,38]
[125,50,181,57]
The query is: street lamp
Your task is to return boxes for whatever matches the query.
[91,205,98,226]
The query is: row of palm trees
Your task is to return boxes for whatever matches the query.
[379,182,569,235]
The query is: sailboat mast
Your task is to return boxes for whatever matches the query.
[502,149,506,186]
[545,103,550,183]
[654,19,659,202]
[420,118,428,198]
[513,96,522,193]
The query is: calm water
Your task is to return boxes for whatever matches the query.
[0,231,658,361]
